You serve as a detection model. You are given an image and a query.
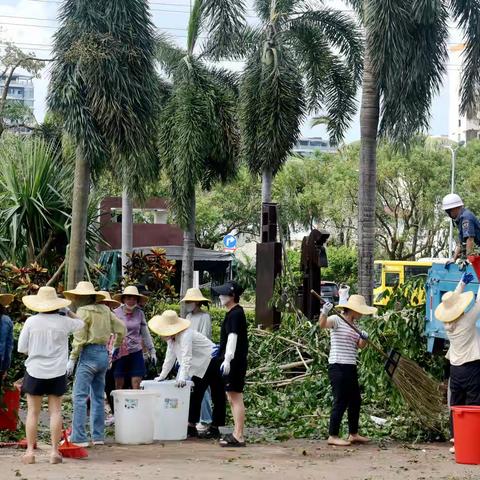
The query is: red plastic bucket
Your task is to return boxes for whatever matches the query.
[451,405,480,464]
[467,255,480,281]
[0,388,20,431]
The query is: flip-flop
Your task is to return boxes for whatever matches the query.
[220,433,246,448]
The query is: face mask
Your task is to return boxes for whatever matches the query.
[185,303,195,313]
[219,295,232,306]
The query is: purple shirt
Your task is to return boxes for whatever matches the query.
[113,306,154,354]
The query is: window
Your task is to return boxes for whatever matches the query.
[385,272,400,287]
[374,264,382,288]
[405,265,430,279]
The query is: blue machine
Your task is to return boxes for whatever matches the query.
[425,263,480,353]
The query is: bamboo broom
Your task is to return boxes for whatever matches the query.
[311,290,445,431]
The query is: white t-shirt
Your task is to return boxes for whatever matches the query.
[187,311,212,339]
[327,315,361,365]
[18,313,84,379]
[445,302,480,366]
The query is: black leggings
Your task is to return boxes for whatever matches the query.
[328,364,361,436]
[189,357,226,427]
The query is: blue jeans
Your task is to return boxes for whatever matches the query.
[71,344,109,443]
[200,387,212,424]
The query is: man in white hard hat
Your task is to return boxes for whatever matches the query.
[442,193,480,264]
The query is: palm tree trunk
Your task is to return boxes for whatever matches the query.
[262,168,273,203]
[357,49,379,304]
[67,144,90,289]
[121,188,133,277]
[180,193,196,317]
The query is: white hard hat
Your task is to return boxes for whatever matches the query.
[442,193,464,210]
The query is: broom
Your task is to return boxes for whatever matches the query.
[311,289,445,431]
[58,429,88,459]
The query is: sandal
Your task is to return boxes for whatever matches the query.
[219,433,246,447]
[21,454,35,464]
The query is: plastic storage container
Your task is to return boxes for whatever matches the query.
[451,405,480,465]
[140,380,193,440]
[111,390,156,444]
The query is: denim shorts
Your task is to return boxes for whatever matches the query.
[113,350,146,379]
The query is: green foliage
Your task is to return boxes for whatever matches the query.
[232,253,256,301]
[322,245,358,288]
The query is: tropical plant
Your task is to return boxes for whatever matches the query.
[348,0,480,303]
[156,0,242,313]
[48,0,161,288]
[236,0,362,210]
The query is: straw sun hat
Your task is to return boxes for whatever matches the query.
[148,310,191,337]
[22,286,71,313]
[338,294,377,316]
[435,290,474,323]
[0,293,14,307]
[97,291,121,309]
[63,281,106,302]
[181,288,211,304]
[113,285,148,303]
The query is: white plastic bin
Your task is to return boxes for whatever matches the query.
[111,390,156,444]
[140,380,193,440]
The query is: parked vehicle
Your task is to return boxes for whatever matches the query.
[320,281,339,305]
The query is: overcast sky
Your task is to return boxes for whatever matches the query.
[0,0,465,143]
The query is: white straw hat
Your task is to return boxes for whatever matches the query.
[22,286,71,313]
[113,285,148,303]
[0,293,14,307]
[97,291,121,309]
[338,294,377,316]
[435,290,474,323]
[180,288,211,304]
[63,281,106,302]
[148,310,191,337]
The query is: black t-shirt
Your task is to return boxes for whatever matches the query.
[219,305,248,365]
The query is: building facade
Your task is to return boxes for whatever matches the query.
[0,74,35,132]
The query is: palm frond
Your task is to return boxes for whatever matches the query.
[449,0,480,114]
[187,0,204,54]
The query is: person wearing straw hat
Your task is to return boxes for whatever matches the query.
[319,294,376,447]
[434,272,480,454]
[212,281,248,447]
[181,287,213,432]
[0,293,14,391]
[18,286,84,464]
[64,282,126,447]
[112,286,157,390]
[149,310,226,439]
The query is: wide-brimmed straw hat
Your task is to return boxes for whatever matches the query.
[113,285,148,303]
[435,290,474,323]
[63,281,106,302]
[0,293,14,307]
[97,291,121,309]
[148,310,191,337]
[22,286,71,313]
[181,288,211,304]
[338,294,377,316]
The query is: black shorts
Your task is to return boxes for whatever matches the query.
[22,371,67,397]
[223,361,247,393]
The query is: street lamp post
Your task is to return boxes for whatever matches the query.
[444,145,458,258]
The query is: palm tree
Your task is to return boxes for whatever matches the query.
[349,0,480,302]
[156,0,242,311]
[48,0,160,288]
[237,0,363,206]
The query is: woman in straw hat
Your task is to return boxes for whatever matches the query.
[18,287,84,464]
[64,282,126,447]
[181,288,213,431]
[434,272,480,454]
[112,286,157,390]
[319,294,376,447]
[149,310,226,439]
[0,293,15,391]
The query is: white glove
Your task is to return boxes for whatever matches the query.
[321,302,334,316]
[221,359,231,376]
[66,359,76,376]
[150,350,157,365]
[175,378,187,388]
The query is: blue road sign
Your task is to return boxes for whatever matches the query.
[223,234,237,249]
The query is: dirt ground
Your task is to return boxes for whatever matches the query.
[1,439,479,480]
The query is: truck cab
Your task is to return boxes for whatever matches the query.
[425,262,480,353]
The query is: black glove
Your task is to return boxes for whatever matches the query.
[444,260,455,269]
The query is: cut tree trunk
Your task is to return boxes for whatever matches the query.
[261,168,273,204]
[180,193,196,317]
[357,48,380,305]
[121,188,133,277]
[67,144,90,289]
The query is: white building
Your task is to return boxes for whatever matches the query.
[292,137,336,156]
[0,74,35,132]
[448,43,480,143]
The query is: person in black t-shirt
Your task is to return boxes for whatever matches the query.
[212,281,248,447]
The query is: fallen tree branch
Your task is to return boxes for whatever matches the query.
[46,259,65,286]
[247,359,314,376]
